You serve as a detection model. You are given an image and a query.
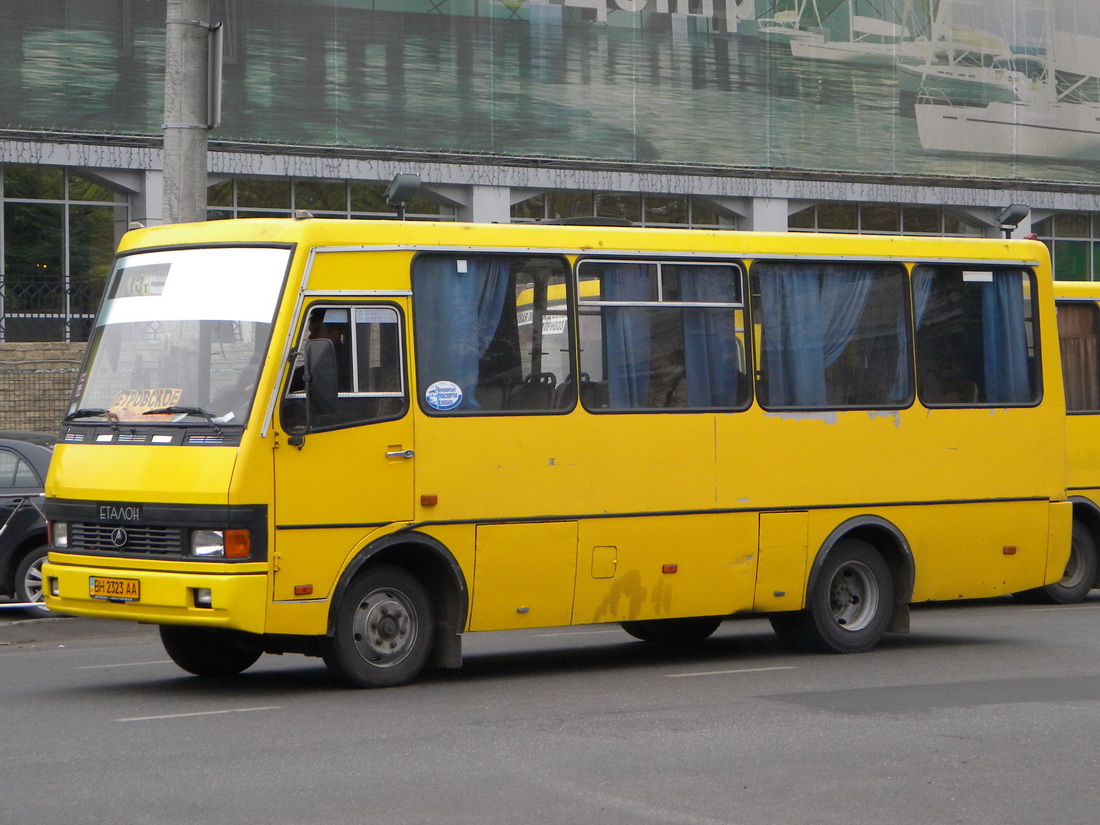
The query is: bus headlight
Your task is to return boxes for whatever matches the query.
[191,529,251,559]
[51,522,69,549]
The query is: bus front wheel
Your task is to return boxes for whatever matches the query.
[323,566,434,688]
[769,538,893,654]
[159,625,263,677]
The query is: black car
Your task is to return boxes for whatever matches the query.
[0,432,54,618]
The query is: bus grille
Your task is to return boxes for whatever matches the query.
[71,523,184,556]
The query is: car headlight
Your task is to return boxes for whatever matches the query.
[51,522,69,549]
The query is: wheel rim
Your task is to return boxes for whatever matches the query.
[826,560,879,632]
[350,587,417,668]
[22,556,46,607]
[1059,534,1087,589]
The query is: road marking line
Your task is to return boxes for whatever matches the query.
[116,706,282,722]
[1025,603,1100,612]
[76,660,173,669]
[666,665,796,678]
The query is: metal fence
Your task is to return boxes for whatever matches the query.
[0,361,80,434]
[0,273,103,343]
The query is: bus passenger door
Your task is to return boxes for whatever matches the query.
[271,301,414,607]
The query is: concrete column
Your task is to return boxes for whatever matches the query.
[163,0,210,224]
[1007,215,1034,239]
[457,186,512,224]
[132,170,165,228]
[748,198,789,232]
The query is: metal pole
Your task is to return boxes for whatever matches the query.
[163,0,211,225]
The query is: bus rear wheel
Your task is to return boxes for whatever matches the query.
[769,538,893,654]
[620,616,722,644]
[1018,520,1097,605]
[323,566,434,688]
[159,625,263,677]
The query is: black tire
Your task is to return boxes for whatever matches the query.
[769,538,893,654]
[620,616,722,644]
[159,625,263,678]
[1018,520,1097,605]
[323,566,434,688]
[14,546,51,619]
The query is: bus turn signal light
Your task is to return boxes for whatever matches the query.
[225,529,251,558]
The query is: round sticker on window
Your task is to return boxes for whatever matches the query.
[425,380,463,411]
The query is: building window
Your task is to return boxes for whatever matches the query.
[1033,213,1100,281]
[1,164,128,342]
[790,202,984,237]
[207,177,453,221]
[511,191,737,229]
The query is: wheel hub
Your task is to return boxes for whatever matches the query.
[351,589,417,668]
[827,562,879,632]
[1061,537,1086,587]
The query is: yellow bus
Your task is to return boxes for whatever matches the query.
[42,218,1071,687]
[1040,280,1100,603]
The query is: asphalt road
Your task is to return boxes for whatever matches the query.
[3,597,1100,825]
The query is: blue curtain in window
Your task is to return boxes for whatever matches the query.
[821,267,874,364]
[912,270,934,326]
[982,271,1031,403]
[758,264,874,407]
[604,264,653,409]
[886,309,912,404]
[413,256,510,410]
[759,267,826,406]
[680,267,738,407]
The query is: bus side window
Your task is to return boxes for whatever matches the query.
[282,304,407,431]
[577,260,748,412]
[412,254,572,415]
[1057,301,1100,412]
[913,266,1038,407]
[751,261,911,410]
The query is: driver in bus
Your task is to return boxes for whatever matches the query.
[289,308,353,395]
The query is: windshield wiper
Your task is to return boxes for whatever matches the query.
[143,405,223,435]
[64,408,119,431]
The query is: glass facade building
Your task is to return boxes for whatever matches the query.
[3,0,1100,341]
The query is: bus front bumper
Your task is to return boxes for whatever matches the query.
[42,558,268,634]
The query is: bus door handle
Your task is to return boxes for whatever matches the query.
[386,449,414,459]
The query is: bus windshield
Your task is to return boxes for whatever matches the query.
[67,246,289,427]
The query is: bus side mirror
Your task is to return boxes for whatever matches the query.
[284,338,338,447]
[303,338,339,417]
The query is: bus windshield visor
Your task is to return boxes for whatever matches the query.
[67,246,289,426]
